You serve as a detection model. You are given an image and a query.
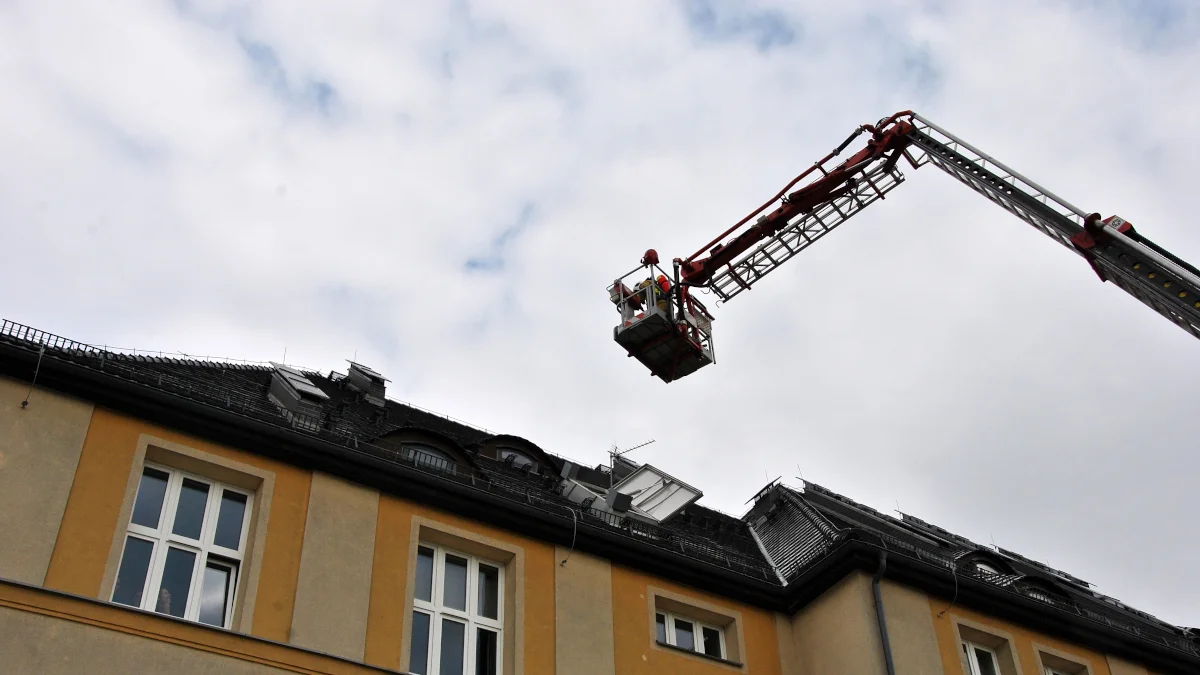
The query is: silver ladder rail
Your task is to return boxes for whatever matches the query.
[708,163,907,302]
[906,113,1200,340]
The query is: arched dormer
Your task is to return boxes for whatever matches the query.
[478,435,559,475]
[955,550,1014,578]
[1016,576,1074,607]
[373,428,476,476]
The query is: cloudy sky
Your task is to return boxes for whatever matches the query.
[3,0,1198,626]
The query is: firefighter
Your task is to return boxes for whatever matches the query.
[637,275,672,313]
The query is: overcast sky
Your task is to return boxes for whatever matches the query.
[3,0,1198,626]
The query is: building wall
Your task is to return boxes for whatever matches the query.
[611,563,783,675]
[555,548,615,675]
[0,579,383,675]
[0,376,93,585]
[290,471,380,660]
[879,579,944,674]
[362,494,558,675]
[42,406,312,641]
[2,388,1184,675]
[781,572,888,675]
[931,601,1118,675]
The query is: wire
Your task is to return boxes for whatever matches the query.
[20,346,45,409]
[937,561,960,618]
[559,505,579,567]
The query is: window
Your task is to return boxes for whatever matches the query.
[498,448,537,471]
[402,444,455,473]
[410,545,503,675]
[975,562,1001,575]
[656,610,725,660]
[112,464,251,629]
[963,642,1000,675]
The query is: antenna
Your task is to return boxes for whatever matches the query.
[609,439,655,488]
[613,439,655,458]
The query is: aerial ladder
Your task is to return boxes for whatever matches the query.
[609,111,1200,382]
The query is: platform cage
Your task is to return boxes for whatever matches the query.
[608,260,715,383]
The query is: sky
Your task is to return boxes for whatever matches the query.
[2,0,1199,627]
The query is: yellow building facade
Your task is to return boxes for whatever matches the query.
[1,323,1196,674]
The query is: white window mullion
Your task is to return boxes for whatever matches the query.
[463,614,472,675]
[182,543,206,621]
[200,480,222,548]
[141,538,168,612]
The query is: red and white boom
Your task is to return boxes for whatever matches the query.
[611,111,1200,382]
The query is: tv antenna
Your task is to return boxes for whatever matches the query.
[609,439,655,488]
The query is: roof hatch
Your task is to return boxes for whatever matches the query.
[269,363,328,426]
[610,464,701,523]
[346,361,388,406]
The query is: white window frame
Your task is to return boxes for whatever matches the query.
[410,544,504,675]
[962,641,1001,675]
[656,610,726,660]
[112,463,252,629]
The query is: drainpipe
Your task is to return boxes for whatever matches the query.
[872,550,897,675]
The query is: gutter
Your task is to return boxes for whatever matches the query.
[0,342,784,608]
[872,551,897,675]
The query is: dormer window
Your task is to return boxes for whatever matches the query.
[401,444,455,474]
[499,448,537,471]
[956,551,1012,579]
[1019,579,1073,607]
[975,561,1001,576]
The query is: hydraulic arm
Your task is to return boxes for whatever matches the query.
[611,111,1200,382]
[695,111,1200,337]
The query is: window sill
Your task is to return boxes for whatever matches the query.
[655,640,744,668]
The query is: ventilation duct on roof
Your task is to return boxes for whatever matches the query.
[269,363,328,426]
[346,361,388,406]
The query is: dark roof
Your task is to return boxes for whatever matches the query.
[747,482,1199,661]
[1,318,1197,673]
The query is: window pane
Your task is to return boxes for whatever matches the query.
[655,613,667,643]
[416,547,435,602]
[404,445,453,473]
[172,479,210,539]
[475,628,498,675]
[155,547,197,618]
[702,626,722,658]
[974,648,999,675]
[131,468,169,529]
[213,490,247,550]
[197,562,233,627]
[674,618,695,651]
[439,618,466,675]
[112,536,154,608]
[410,611,431,674]
[477,563,499,619]
[443,554,468,611]
[500,450,536,470]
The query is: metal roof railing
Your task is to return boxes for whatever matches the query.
[0,319,777,584]
[873,532,1199,658]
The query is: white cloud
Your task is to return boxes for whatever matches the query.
[2,0,1199,625]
